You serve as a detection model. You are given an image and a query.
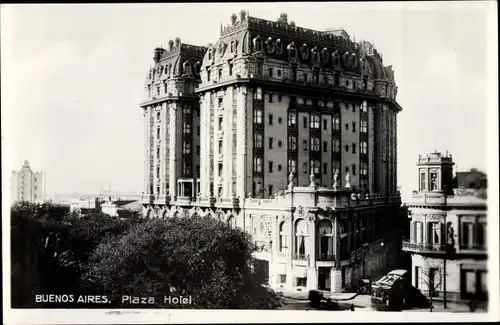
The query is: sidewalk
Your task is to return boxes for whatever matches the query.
[275,287,358,301]
[409,300,488,313]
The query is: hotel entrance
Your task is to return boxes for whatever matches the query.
[318,267,332,291]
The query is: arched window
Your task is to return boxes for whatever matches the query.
[279,221,288,252]
[227,215,236,228]
[317,219,334,260]
[295,219,308,257]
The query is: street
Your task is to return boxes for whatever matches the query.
[278,295,488,313]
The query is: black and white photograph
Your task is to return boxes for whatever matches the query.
[1,1,498,323]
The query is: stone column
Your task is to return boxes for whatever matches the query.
[237,87,248,199]
[286,213,294,290]
[307,214,317,290]
[169,103,178,200]
[143,107,149,195]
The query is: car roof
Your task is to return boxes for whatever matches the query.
[388,269,407,276]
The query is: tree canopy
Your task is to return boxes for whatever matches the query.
[84,215,281,309]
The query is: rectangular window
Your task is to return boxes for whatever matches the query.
[218,163,223,177]
[288,136,297,150]
[156,167,160,178]
[218,68,223,80]
[352,122,356,132]
[279,274,287,284]
[269,137,274,149]
[269,185,274,196]
[288,158,297,174]
[268,68,273,77]
[269,114,273,125]
[218,97,223,108]
[303,140,308,151]
[360,162,368,176]
[323,163,328,175]
[256,61,262,75]
[303,117,308,128]
[269,94,273,103]
[156,147,160,159]
[333,116,340,130]
[183,121,191,134]
[157,112,161,120]
[253,108,262,124]
[269,161,274,173]
[429,222,441,244]
[361,120,368,133]
[461,222,474,247]
[228,61,233,76]
[218,117,223,130]
[297,277,307,287]
[361,141,368,154]
[156,128,160,139]
[313,70,319,83]
[310,114,320,129]
[253,157,262,173]
[352,143,356,153]
[302,162,308,174]
[477,223,486,247]
[323,141,328,152]
[420,172,426,191]
[303,73,308,82]
[311,138,320,152]
[323,119,327,130]
[288,112,296,127]
[254,132,263,148]
[182,142,191,154]
[352,164,356,175]
[333,139,340,152]
[465,270,476,294]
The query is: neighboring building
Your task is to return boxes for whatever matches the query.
[101,199,142,218]
[10,160,46,203]
[141,12,406,293]
[454,168,487,190]
[403,152,488,303]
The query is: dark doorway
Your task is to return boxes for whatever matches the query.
[318,267,332,291]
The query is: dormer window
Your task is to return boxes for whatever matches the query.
[253,36,263,52]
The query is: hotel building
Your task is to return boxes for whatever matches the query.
[141,12,407,293]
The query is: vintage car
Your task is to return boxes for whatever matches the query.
[371,269,410,311]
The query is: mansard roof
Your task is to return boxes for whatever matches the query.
[145,38,207,85]
[201,11,393,82]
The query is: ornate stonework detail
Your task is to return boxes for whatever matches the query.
[275,39,284,55]
[332,170,340,191]
[265,37,275,54]
[307,212,316,223]
[342,51,350,67]
[300,43,309,60]
[345,172,352,189]
[288,172,295,190]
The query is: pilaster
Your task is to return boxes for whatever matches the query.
[169,103,178,199]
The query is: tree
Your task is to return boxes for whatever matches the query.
[82,215,282,309]
[10,203,135,307]
[420,260,447,311]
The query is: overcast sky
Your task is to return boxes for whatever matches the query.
[1,2,497,200]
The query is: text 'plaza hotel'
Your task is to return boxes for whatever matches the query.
[140,12,407,293]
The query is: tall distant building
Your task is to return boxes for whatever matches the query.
[141,12,406,293]
[10,160,46,203]
[403,152,488,303]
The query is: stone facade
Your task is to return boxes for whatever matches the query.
[140,12,407,292]
[404,152,488,302]
[10,160,45,203]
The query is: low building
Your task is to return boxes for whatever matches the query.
[403,152,488,303]
[101,199,142,218]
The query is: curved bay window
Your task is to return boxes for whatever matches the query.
[317,219,334,261]
[294,219,308,259]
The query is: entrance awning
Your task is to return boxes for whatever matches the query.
[293,267,307,278]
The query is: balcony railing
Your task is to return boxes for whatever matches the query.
[316,253,335,261]
[402,241,446,254]
[292,254,309,262]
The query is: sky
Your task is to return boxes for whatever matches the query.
[1,2,497,201]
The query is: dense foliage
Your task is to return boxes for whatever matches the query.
[10,202,281,309]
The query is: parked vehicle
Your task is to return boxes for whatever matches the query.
[371,269,409,311]
[308,290,340,310]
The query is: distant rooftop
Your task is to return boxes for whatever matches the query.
[323,28,350,39]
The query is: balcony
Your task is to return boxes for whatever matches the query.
[217,197,240,209]
[316,253,335,261]
[292,254,309,262]
[176,196,194,206]
[402,241,447,254]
